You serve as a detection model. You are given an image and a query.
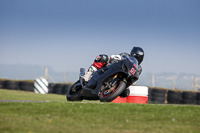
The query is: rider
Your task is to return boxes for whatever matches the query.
[82,47,144,83]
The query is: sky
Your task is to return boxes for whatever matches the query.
[0,0,200,76]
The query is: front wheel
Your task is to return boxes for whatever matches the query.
[99,80,126,102]
[66,80,83,101]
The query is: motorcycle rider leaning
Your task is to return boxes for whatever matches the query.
[82,47,144,85]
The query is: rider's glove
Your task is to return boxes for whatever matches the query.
[110,55,122,63]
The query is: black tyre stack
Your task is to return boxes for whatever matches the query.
[52,84,66,95]
[0,79,72,95]
[148,88,152,102]
[4,80,20,90]
[182,92,197,104]
[48,83,56,94]
[50,83,71,95]
[148,88,166,104]
[197,93,200,105]
[19,81,34,92]
[167,90,182,104]
[0,80,5,89]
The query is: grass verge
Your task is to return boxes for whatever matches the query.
[0,89,66,102]
[0,89,200,133]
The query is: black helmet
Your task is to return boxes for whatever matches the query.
[130,47,144,64]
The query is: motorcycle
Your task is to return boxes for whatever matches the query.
[66,55,140,102]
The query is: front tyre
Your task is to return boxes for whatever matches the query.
[99,80,126,102]
[66,80,83,101]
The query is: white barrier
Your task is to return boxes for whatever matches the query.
[127,86,148,104]
[112,86,149,104]
[129,86,148,96]
[34,78,49,94]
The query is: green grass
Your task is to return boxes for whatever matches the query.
[0,89,66,102]
[0,89,200,133]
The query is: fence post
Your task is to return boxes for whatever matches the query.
[44,67,48,79]
[152,74,155,87]
[173,76,176,89]
[194,77,200,91]
[194,77,197,91]
[44,67,55,83]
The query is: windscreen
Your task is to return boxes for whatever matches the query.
[127,56,138,68]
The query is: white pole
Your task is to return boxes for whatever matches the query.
[44,67,48,79]
[194,77,197,91]
[44,66,55,83]
[63,71,67,83]
[152,74,155,87]
[173,76,176,89]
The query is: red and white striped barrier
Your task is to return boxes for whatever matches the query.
[112,86,148,104]
[126,86,148,104]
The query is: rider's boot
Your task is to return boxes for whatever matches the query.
[120,88,130,97]
[119,82,136,97]
[81,65,97,82]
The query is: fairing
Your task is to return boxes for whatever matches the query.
[85,56,139,95]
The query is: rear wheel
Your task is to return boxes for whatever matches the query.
[99,80,126,102]
[66,80,83,101]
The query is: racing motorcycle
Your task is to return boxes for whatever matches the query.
[66,55,140,102]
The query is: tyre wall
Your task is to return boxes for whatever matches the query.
[0,79,71,95]
[52,83,71,95]
[197,93,200,105]
[149,87,199,105]
[0,80,5,89]
[0,79,199,105]
[167,90,182,104]
[19,81,34,92]
[148,88,166,104]
[4,80,20,90]
[182,92,197,104]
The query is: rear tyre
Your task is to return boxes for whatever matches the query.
[66,80,83,101]
[119,88,130,98]
[99,80,126,102]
